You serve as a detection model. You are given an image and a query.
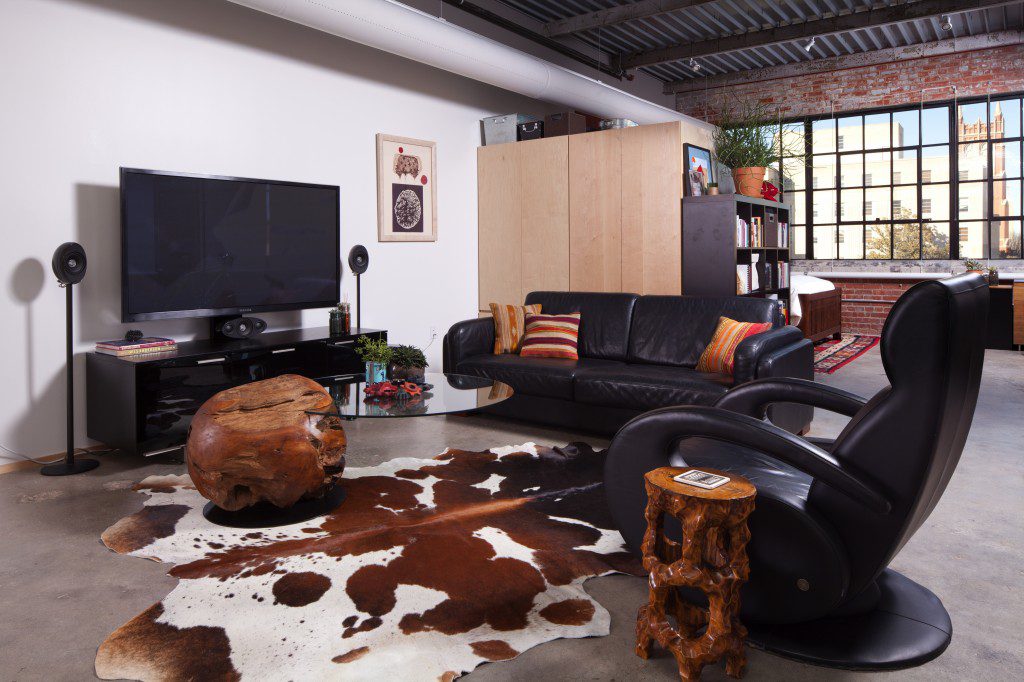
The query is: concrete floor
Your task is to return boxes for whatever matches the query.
[1,347,1022,681]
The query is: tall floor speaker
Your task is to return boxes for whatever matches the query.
[42,242,99,476]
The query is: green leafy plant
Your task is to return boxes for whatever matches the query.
[707,181,718,188]
[712,102,787,170]
[963,259,985,271]
[355,335,393,364]
[390,344,428,368]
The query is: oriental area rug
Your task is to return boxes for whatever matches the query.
[813,334,880,374]
[96,442,641,681]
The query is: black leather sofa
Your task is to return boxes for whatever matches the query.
[443,291,813,435]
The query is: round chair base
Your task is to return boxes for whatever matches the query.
[746,569,951,670]
[202,485,346,529]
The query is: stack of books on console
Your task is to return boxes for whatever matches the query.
[95,337,177,357]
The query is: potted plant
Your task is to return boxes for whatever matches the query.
[713,103,794,198]
[988,266,1000,286]
[707,181,720,196]
[389,344,428,382]
[963,259,986,276]
[355,335,392,383]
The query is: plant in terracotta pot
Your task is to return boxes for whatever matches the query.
[713,103,795,198]
[707,181,720,196]
[356,335,392,384]
[389,344,428,382]
[963,259,986,276]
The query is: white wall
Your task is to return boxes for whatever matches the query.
[0,0,557,464]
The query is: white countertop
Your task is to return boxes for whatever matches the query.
[805,271,1024,281]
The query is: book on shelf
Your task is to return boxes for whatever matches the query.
[751,217,763,247]
[95,337,177,357]
[778,221,790,248]
[736,255,763,295]
[735,217,749,247]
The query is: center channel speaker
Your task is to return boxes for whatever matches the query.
[217,317,267,339]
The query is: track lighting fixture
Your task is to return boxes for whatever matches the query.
[804,36,816,52]
[689,57,700,71]
[940,15,953,31]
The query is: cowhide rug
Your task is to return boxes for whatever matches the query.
[97,442,642,681]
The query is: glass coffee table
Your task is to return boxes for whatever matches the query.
[312,372,513,419]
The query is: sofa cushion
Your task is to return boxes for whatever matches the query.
[456,354,623,400]
[524,291,638,361]
[573,364,732,411]
[520,313,581,360]
[628,295,782,367]
[489,302,541,354]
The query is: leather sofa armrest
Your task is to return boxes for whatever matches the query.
[442,317,494,373]
[732,325,805,385]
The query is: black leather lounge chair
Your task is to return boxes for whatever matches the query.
[604,273,989,670]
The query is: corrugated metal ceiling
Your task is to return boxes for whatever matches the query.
[493,0,1024,83]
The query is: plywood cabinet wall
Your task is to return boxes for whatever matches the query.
[477,137,569,312]
[478,121,689,312]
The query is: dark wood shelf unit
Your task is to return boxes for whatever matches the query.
[682,193,792,317]
[86,326,386,456]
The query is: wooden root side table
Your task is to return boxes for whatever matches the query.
[636,467,756,680]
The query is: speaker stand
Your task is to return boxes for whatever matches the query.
[42,284,98,476]
[355,272,362,331]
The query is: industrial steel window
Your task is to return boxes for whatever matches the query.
[781,94,1024,260]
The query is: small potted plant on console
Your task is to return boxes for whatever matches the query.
[389,344,428,382]
[963,259,986,276]
[356,335,392,384]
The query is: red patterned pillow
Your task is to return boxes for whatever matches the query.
[519,313,581,360]
[696,317,772,375]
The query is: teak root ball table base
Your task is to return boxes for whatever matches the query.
[636,467,756,681]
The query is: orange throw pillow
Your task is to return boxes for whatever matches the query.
[489,303,541,354]
[696,317,772,375]
[519,313,581,360]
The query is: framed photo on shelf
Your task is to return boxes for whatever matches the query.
[684,143,714,196]
[687,171,705,197]
[376,133,437,242]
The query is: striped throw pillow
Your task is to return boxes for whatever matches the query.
[490,303,542,354]
[696,317,772,375]
[519,313,581,360]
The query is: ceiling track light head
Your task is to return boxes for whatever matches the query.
[689,57,701,71]
[804,36,817,52]
[940,15,953,31]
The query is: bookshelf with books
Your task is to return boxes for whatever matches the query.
[682,193,792,322]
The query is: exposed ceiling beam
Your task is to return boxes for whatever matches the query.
[543,0,717,38]
[664,30,1024,93]
[620,0,1020,69]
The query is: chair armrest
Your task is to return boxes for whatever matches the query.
[732,325,804,385]
[607,405,889,514]
[442,317,494,373]
[715,377,869,420]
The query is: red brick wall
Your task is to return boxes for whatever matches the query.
[677,44,1024,120]
[826,279,917,336]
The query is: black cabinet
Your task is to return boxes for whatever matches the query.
[86,327,385,456]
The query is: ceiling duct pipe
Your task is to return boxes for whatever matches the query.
[226,0,710,129]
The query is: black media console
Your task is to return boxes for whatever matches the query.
[86,327,386,456]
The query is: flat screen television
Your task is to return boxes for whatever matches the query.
[120,168,340,322]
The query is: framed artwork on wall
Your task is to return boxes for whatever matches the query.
[684,144,714,196]
[376,134,437,242]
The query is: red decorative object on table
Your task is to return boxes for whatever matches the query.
[760,181,780,202]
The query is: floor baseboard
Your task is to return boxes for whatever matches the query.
[0,447,108,476]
